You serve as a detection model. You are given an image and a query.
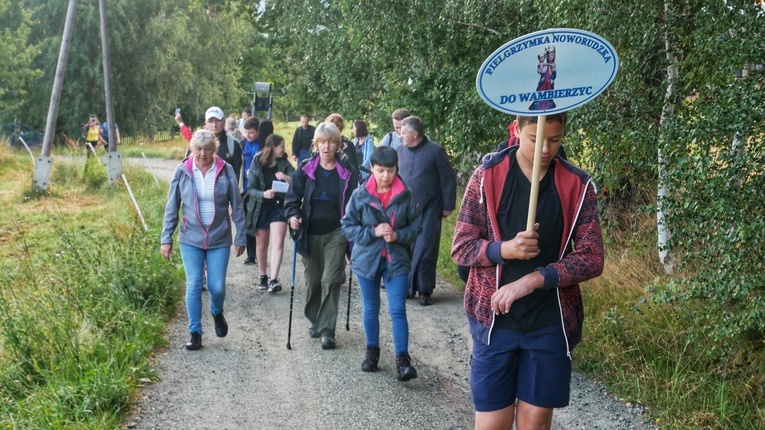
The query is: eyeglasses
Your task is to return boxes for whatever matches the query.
[192,146,215,154]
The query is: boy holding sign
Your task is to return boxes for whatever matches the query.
[451,113,604,429]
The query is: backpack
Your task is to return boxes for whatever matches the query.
[383,132,395,147]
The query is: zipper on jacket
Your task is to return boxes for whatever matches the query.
[555,177,593,360]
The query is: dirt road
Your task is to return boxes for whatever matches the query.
[125,157,651,430]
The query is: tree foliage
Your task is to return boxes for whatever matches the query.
[0,0,42,118]
[655,1,765,346]
[4,0,252,136]
[261,0,765,347]
[0,0,763,348]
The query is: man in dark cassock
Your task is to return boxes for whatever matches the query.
[396,116,457,306]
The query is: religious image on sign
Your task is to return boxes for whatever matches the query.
[530,46,557,111]
[476,28,619,115]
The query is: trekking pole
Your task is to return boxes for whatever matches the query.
[286,240,297,350]
[346,267,352,331]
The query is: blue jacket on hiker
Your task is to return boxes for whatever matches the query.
[341,173,422,280]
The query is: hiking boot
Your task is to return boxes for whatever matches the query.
[268,278,282,294]
[212,312,228,338]
[321,334,336,350]
[419,293,432,306]
[361,346,380,372]
[258,274,269,290]
[396,353,417,381]
[308,325,320,338]
[185,332,202,350]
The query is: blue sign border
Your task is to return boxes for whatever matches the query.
[476,28,619,115]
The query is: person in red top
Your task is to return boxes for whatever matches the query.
[451,112,604,429]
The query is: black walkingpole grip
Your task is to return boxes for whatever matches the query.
[287,240,297,350]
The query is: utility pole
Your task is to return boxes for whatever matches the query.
[33,0,78,192]
[100,0,122,186]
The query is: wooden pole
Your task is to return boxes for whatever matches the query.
[33,0,78,191]
[526,115,546,232]
[122,174,149,231]
[99,0,116,153]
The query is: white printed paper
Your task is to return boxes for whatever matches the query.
[272,180,289,193]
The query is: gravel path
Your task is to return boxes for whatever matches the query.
[124,157,653,430]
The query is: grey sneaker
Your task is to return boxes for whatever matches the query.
[268,278,282,294]
[258,275,269,290]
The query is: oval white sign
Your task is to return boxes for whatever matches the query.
[476,28,619,115]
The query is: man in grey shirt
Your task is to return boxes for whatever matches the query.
[379,108,410,150]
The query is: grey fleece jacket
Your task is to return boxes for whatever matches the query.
[161,156,246,249]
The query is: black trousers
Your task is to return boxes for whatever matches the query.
[246,233,257,260]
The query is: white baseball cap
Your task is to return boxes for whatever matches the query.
[205,106,224,121]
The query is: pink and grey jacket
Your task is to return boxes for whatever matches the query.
[451,147,604,356]
[161,156,246,250]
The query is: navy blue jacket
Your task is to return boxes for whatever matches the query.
[341,174,422,280]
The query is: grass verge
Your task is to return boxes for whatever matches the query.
[576,233,765,429]
[0,143,184,429]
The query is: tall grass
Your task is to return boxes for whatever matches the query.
[0,143,184,429]
[569,217,764,429]
[437,191,464,287]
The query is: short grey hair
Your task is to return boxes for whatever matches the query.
[312,122,342,153]
[189,130,218,152]
[401,116,424,137]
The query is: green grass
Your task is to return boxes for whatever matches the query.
[0,142,184,429]
[574,241,765,429]
[437,190,464,288]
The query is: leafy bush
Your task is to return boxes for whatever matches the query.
[83,156,108,190]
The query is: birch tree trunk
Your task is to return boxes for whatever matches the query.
[730,62,753,187]
[657,0,677,275]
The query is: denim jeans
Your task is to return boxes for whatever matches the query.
[357,259,409,355]
[180,243,230,334]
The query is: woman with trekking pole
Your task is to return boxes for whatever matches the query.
[284,122,359,350]
[341,146,422,381]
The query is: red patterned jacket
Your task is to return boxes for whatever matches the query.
[451,147,603,357]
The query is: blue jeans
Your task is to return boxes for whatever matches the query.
[357,259,409,355]
[180,243,230,334]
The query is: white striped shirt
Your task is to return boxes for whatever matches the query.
[192,158,217,227]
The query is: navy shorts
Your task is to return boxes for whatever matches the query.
[255,204,286,230]
[470,324,571,412]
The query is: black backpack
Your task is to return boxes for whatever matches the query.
[383,132,395,147]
